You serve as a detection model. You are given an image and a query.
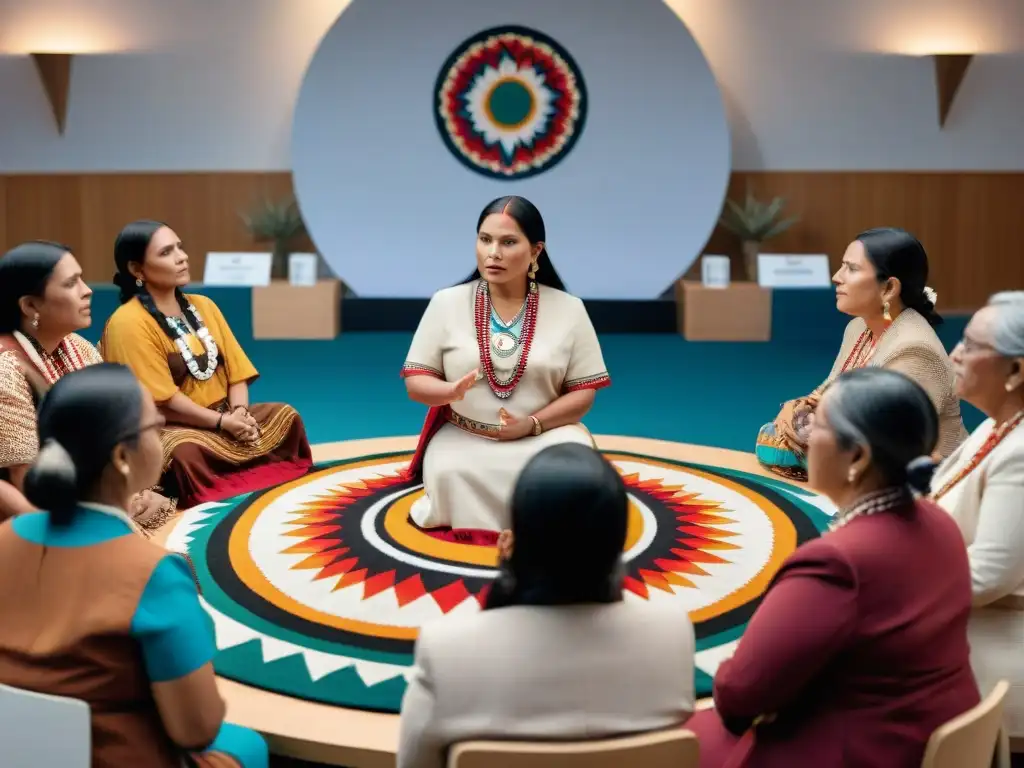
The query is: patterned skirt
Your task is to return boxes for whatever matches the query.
[161,401,313,509]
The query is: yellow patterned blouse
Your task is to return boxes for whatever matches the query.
[100,294,258,408]
[0,333,102,468]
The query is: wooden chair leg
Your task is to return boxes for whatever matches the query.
[992,725,1011,768]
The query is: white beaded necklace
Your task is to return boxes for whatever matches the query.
[165,304,219,381]
[829,486,913,532]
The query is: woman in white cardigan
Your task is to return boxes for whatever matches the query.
[931,291,1024,736]
[396,444,695,768]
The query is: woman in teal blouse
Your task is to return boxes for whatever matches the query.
[0,363,267,768]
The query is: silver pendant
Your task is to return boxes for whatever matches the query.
[491,331,517,353]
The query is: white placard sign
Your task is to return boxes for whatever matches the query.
[757,254,832,288]
[700,255,731,289]
[203,252,272,287]
[288,253,319,287]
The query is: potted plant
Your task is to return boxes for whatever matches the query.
[241,196,342,340]
[239,195,307,280]
[718,190,799,281]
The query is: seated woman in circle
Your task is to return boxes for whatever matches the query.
[0,241,173,526]
[932,291,1024,738]
[397,443,695,768]
[0,364,268,768]
[756,227,965,481]
[101,220,313,509]
[692,368,979,767]
[402,196,610,539]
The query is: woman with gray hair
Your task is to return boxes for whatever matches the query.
[691,367,978,767]
[931,290,1024,737]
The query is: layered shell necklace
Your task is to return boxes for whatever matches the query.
[474,280,538,398]
[931,409,1024,502]
[165,304,219,381]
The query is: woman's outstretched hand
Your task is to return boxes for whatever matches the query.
[446,369,479,403]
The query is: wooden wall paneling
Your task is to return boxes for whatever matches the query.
[76,172,296,281]
[0,178,6,251]
[695,172,1024,311]
[3,172,1021,311]
[3,175,85,257]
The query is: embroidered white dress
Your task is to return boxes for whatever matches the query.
[931,419,1024,736]
[402,281,610,532]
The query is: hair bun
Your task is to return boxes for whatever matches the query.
[23,439,78,517]
[923,286,937,307]
[905,455,937,494]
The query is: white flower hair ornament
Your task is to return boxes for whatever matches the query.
[923,286,937,306]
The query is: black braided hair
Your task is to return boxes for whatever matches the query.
[113,220,205,339]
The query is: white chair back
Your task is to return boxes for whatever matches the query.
[920,680,1010,768]
[0,682,90,768]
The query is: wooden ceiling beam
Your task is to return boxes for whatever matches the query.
[933,54,973,129]
[30,53,74,135]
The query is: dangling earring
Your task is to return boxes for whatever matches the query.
[528,261,538,281]
[882,301,892,323]
[135,278,144,288]
[848,467,857,484]
[31,313,39,330]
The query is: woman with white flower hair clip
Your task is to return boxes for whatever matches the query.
[756,227,966,481]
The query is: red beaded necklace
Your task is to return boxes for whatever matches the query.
[474,280,538,399]
[840,329,884,374]
[932,410,1024,502]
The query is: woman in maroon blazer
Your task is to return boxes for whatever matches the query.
[690,368,980,767]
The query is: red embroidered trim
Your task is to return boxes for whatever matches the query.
[564,374,611,393]
[474,281,538,399]
[400,363,443,379]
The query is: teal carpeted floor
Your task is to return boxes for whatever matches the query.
[86,333,984,449]
[226,332,984,447]
[80,285,983,450]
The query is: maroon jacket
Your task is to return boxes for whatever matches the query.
[691,499,980,767]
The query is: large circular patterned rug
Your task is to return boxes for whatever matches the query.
[166,448,834,714]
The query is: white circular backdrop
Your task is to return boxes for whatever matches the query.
[292,0,731,299]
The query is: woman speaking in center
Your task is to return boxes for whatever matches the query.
[402,196,611,539]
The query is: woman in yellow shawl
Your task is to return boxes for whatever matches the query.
[101,220,312,509]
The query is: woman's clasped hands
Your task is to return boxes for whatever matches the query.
[220,406,259,443]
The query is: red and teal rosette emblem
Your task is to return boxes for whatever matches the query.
[434,25,588,180]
